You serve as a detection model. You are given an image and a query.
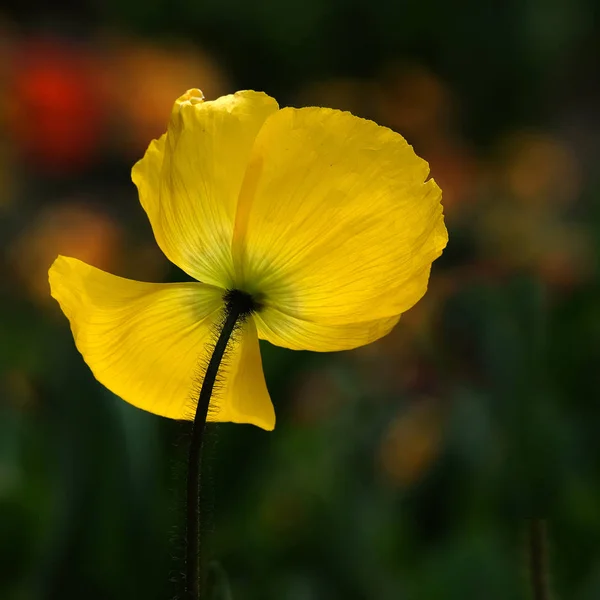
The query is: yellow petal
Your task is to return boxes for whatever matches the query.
[49,256,274,429]
[232,107,447,340]
[217,317,275,430]
[254,308,400,352]
[132,89,279,287]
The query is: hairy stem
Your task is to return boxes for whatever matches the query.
[186,304,243,600]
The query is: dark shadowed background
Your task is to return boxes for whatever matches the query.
[1,1,600,599]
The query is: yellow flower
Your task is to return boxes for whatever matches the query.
[49,89,447,431]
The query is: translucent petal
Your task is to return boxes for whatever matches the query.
[254,308,400,352]
[233,107,447,341]
[49,256,274,429]
[132,89,279,287]
[218,317,275,430]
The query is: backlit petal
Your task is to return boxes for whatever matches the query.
[132,89,279,286]
[254,308,400,352]
[218,317,275,430]
[232,108,447,340]
[49,256,274,429]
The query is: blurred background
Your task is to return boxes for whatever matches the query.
[1,1,600,599]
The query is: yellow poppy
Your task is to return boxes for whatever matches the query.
[49,89,447,431]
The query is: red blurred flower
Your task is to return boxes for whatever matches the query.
[7,37,106,173]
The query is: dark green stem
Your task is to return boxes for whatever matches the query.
[185,301,245,599]
[528,519,550,600]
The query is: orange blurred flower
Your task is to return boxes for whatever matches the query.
[499,132,581,207]
[105,38,228,154]
[378,398,444,487]
[375,63,476,217]
[10,201,122,303]
[478,202,594,287]
[421,140,478,217]
[375,62,452,144]
[290,369,348,424]
[477,130,593,286]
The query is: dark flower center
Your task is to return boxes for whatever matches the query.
[222,288,262,317]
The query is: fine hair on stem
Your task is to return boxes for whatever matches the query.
[185,289,259,599]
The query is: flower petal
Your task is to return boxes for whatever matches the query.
[49,256,274,429]
[232,107,447,332]
[254,308,400,352]
[217,317,275,430]
[132,89,279,287]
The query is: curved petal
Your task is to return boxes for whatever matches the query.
[254,308,400,352]
[132,89,279,287]
[232,107,447,329]
[49,256,274,429]
[216,317,275,430]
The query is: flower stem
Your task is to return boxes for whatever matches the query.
[186,298,246,600]
[527,519,550,600]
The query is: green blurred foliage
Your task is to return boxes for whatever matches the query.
[1,0,600,598]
